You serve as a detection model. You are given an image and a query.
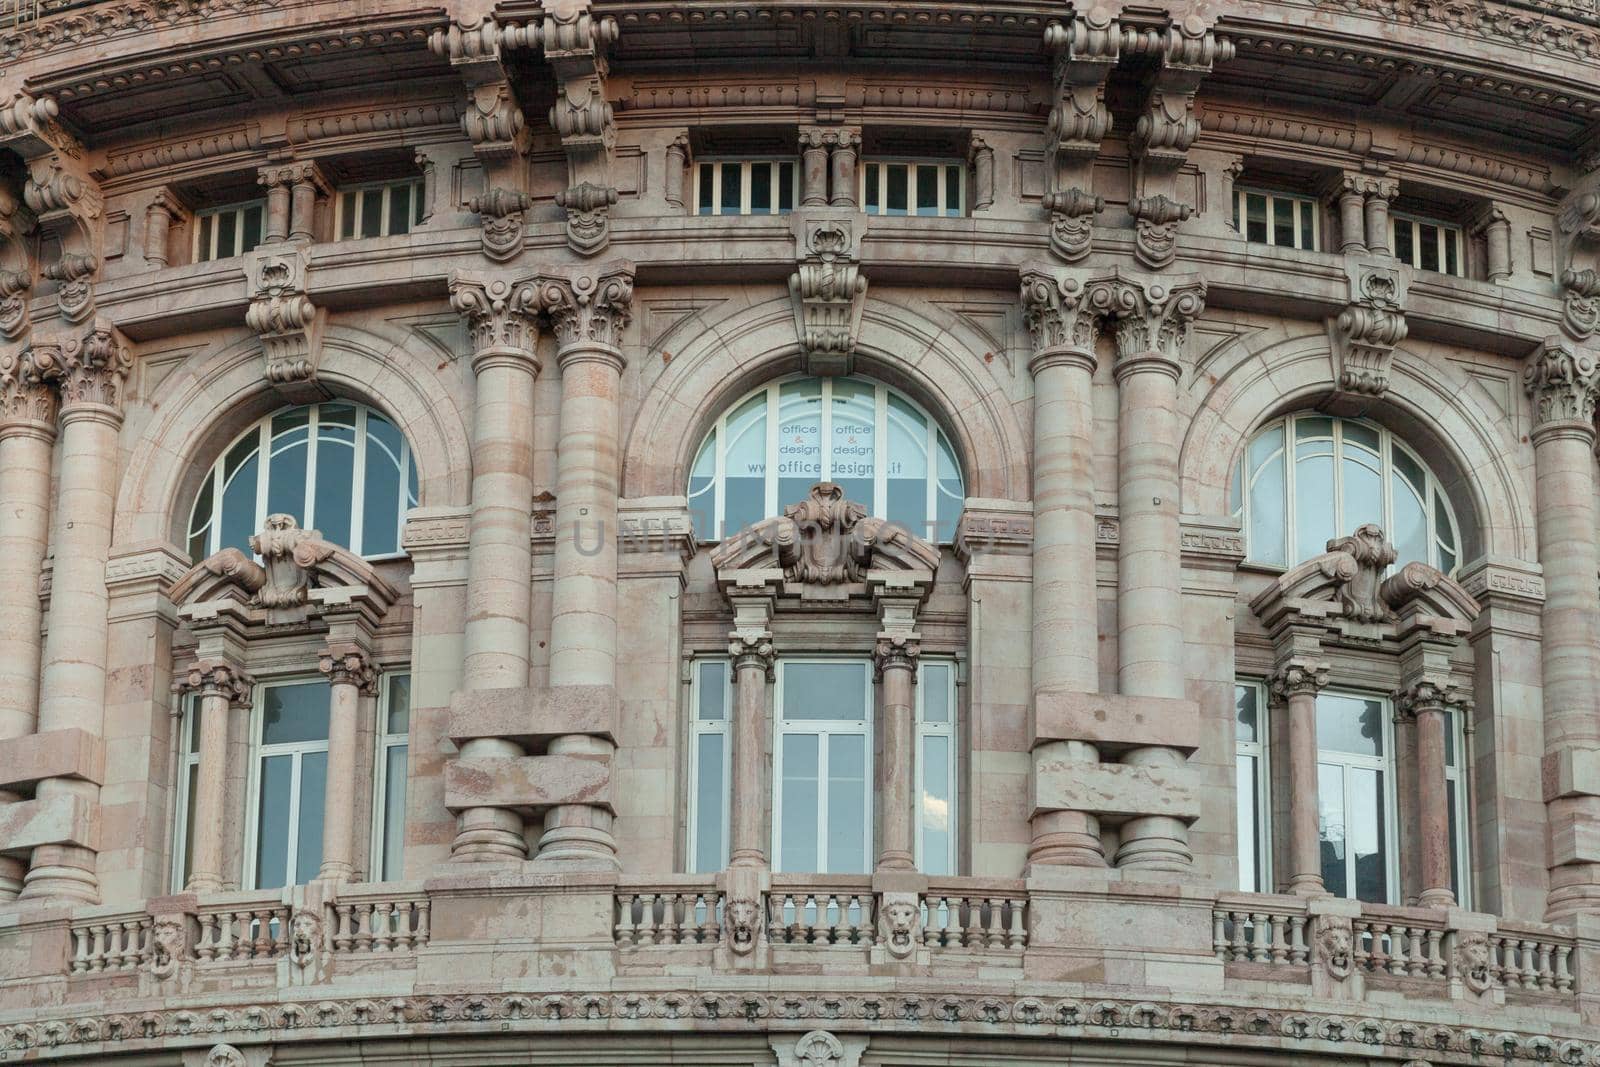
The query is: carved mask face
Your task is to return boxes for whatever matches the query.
[882,902,918,958]
[1318,922,1353,979]
[725,899,758,954]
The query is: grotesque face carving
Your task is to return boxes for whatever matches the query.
[1315,917,1353,981]
[879,901,920,959]
[724,898,759,955]
[148,915,184,980]
[1454,932,1492,993]
[289,910,320,966]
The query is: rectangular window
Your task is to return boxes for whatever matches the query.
[687,659,732,873]
[1444,707,1472,908]
[916,659,957,875]
[1232,189,1318,251]
[861,161,965,217]
[773,659,872,874]
[336,178,426,240]
[170,696,202,892]
[371,672,411,883]
[693,160,799,216]
[1391,213,1465,277]
[1315,691,1397,904]
[193,201,265,262]
[247,678,331,890]
[1234,680,1270,893]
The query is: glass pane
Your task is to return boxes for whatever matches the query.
[935,432,963,543]
[1392,445,1426,497]
[359,190,383,238]
[864,164,879,212]
[688,433,716,540]
[241,204,263,253]
[1350,766,1387,903]
[1343,452,1383,530]
[724,392,768,538]
[362,413,405,556]
[1419,223,1441,272]
[188,703,203,752]
[778,162,795,212]
[1316,692,1383,756]
[698,661,727,720]
[1343,421,1379,452]
[266,409,311,522]
[782,661,868,721]
[1272,197,1295,247]
[181,761,199,887]
[219,448,260,554]
[944,165,962,216]
[1318,763,1347,898]
[386,674,411,735]
[1249,442,1287,567]
[1230,453,1243,518]
[829,378,876,508]
[197,214,213,262]
[827,733,868,873]
[1299,200,1315,250]
[1435,491,1456,558]
[314,414,356,551]
[254,754,292,889]
[916,166,938,214]
[750,163,772,213]
[921,663,952,723]
[886,164,908,215]
[1394,221,1414,265]
[1296,415,1333,442]
[1246,193,1267,243]
[920,734,951,875]
[776,379,823,509]
[1236,755,1258,892]
[1445,231,1459,276]
[720,163,741,214]
[295,751,327,885]
[698,163,713,214]
[382,744,407,881]
[693,732,726,872]
[886,393,929,539]
[340,192,357,238]
[217,212,238,259]
[188,475,215,560]
[1447,778,1461,902]
[1248,423,1284,477]
[261,681,330,745]
[1393,481,1427,567]
[387,184,412,236]
[780,733,819,872]
[1235,684,1258,742]
[1294,451,1335,563]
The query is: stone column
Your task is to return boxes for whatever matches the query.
[1523,339,1600,919]
[536,263,634,865]
[1481,210,1512,283]
[1108,278,1205,871]
[319,644,377,883]
[178,661,250,893]
[143,191,179,268]
[447,271,543,860]
[1337,176,1367,254]
[257,165,293,244]
[728,617,774,869]
[1363,177,1398,256]
[799,128,830,206]
[664,133,689,210]
[21,324,131,903]
[1270,657,1329,896]
[829,130,860,209]
[1019,268,1104,867]
[874,634,919,872]
[1400,681,1458,907]
[0,343,61,899]
[287,161,326,242]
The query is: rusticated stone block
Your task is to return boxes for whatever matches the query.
[0,793,97,854]
[443,754,613,813]
[1030,758,1200,822]
[448,685,617,747]
[1547,807,1600,866]
[1542,745,1600,801]
[0,728,105,790]
[1033,691,1200,754]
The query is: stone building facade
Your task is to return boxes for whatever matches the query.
[0,0,1597,1064]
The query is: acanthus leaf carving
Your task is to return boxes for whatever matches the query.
[448,270,544,362]
[0,340,62,428]
[1020,266,1099,360]
[466,186,531,262]
[1331,262,1408,397]
[537,262,635,358]
[1325,523,1399,623]
[1524,337,1599,430]
[59,320,129,413]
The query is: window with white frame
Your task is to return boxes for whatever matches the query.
[1233,188,1318,251]
[773,659,872,874]
[247,679,331,890]
[916,659,957,876]
[1234,681,1271,894]
[1231,414,1461,572]
[687,376,965,544]
[187,402,419,562]
[1444,706,1471,908]
[861,160,965,217]
[687,659,732,873]
[170,696,202,892]
[695,160,798,216]
[371,673,411,883]
[194,201,265,262]
[336,178,425,240]
[1391,213,1464,277]
[1316,691,1397,904]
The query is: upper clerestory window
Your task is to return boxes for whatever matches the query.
[1234,188,1318,251]
[861,159,965,218]
[194,201,265,263]
[336,178,425,240]
[1391,212,1464,277]
[695,159,798,216]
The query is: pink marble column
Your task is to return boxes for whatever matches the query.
[1362,177,1397,256]
[447,272,544,860]
[728,634,773,868]
[536,264,634,865]
[799,128,830,206]
[829,130,860,209]
[1337,176,1367,254]
[1271,661,1328,896]
[143,192,178,268]
[1402,682,1457,907]
[287,161,323,242]
[319,645,377,883]
[875,636,918,872]
[179,661,251,893]
[257,165,292,244]
[0,344,61,900]
[21,325,131,903]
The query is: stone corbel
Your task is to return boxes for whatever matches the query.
[1041,11,1117,262]
[1558,190,1600,341]
[1328,258,1408,398]
[1127,194,1193,270]
[426,17,531,168]
[466,186,531,262]
[538,0,621,256]
[0,181,36,341]
[789,214,866,376]
[244,245,326,401]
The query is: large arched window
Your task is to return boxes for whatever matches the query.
[187,402,418,561]
[688,376,964,542]
[1232,414,1460,571]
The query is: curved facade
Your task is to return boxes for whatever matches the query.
[0,1,1598,1065]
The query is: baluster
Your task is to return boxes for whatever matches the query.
[378,902,398,951]
[1554,944,1574,992]
[1211,911,1227,959]
[1011,898,1028,949]
[1367,922,1387,974]
[1227,911,1248,962]
[332,904,352,952]
[860,893,876,945]
[928,896,949,948]
[615,893,636,947]
[1520,938,1538,988]
[395,901,415,949]
[962,896,982,948]
[1288,914,1309,964]
[415,900,431,946]
[264,908,283,957]
[69,927,89,973]
[1248,912,1269,963]
[975,897,994,949]
[1535,940,1553,990]
[1388,925,1408,976]
[88,924,108,971]
[227,912,247,960]
[766,892,783,944]
[1268,914,1288,964]
[1494,936,1517,989]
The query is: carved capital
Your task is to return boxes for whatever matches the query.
[1268,657,1331,702]
[1395,679,1470,719]
[467,186,532,262]
[1524,337,1599,434]
[1331,262,1408,398]
[320,644,378,694]
[1128,194,1193,270]
[1088,274,1206,376]
[1020,266,1099,368]
[729,631,775,680]
[60,321,130,414]
[179,660,253,706]
[0,341,61,431]
[555,181,619,257]
[1042,187,1104,263]
[873,634,921,679]
[449,270,544,365]
[537,262,635,362]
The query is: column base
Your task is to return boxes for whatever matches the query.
[1113,814,1192,871]
[1416,887,1455,908]
[18,844,99,904]
[535,816,619,869]
[1545,863,1600,921]
[0,855,23,901]
[874,850,915,872]
[1026,810,1106,869]
[451,806,529,862]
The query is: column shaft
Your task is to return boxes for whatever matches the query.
[1414,706,1454,907]
[1363,191,1391,255]
[876,658,916,871]
[318,673,363,882]
[187,689,233,892]
[729,654,769,868]
[1283,687,1325,895]
[800,133,829,206]
[1338,189,1366,254]
[290,178,317,241]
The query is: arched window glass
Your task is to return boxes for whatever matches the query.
[1230,414,1459,572]
[187,402,418,561]
[688,376,964,542]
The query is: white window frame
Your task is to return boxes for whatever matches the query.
[1444,707,1472,910]
[860,159,966,217]
[169,695,201,892]
[1233,187,1319,251]
[686,658,733,873]
[771,657,874,874]
[914,658,957,875]
[369,671,410,884]
[241,677,330,891]
[187,402,418,562]
[192,199,265,263]
[1390,212,1465,277]
[334,178,426,240]
[1232,414,1462,573]
[1316,690,1400,905]
[693,159,798,216]
[1234,679,1272,894]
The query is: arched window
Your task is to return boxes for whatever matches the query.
[1232,414,1460,572]
[187,402,418,561]
[688,376,964,542]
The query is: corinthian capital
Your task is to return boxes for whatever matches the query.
[1268,656,1330,702]
[1019,266,1099,373]
[319,643,378,694]
[0,341,61,431]
[1086,274,1206,377]
[60,321,130,415]
[448,270,544,367]
[179,660,253,706]
[1395,678,1470,719]
[1523,337,1599,434]
[536,262,635,363]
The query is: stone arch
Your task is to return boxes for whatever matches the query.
[116,322,474,550]
[623,293,1028,504]
[1181,330,1531,563]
